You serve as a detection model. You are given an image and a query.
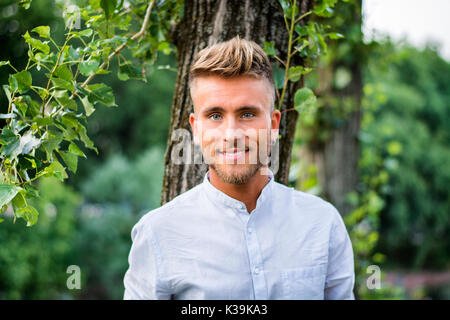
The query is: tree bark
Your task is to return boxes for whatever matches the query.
[161,0,313,205]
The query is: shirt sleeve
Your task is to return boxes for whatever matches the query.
[324,206,356,300]
[123,219,172,300]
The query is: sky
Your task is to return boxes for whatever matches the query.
[362,0,450,61]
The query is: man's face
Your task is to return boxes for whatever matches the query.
[189,75,281,184]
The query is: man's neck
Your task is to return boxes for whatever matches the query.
[208,166,270,214]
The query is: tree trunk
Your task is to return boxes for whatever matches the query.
[161,0,313,205]
[296,0,363,216]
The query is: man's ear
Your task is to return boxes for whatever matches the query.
[270,109,281,144]
[189,112,200,145]
[271,108,281,127]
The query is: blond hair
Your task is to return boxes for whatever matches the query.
[189,36,275,109]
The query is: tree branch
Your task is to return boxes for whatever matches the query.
[69,0,155,100]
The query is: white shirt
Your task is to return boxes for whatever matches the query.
[123,169,355,299]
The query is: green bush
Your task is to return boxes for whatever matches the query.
[0,176,81,299]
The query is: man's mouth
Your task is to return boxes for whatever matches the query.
[217,147,250,161]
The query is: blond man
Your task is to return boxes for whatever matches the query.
[123,37,355,300]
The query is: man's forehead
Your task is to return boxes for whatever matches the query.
[191,75,273,113]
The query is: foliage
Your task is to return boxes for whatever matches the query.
[73,145,165,299]
[364,42,450,271]
[80,146,164,211]
[0,176,81,299]
[263,0,342,114]
[0,145,164,299]
[0,0,182,226]
[290,0,409,299]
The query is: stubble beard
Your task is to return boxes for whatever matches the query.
[209,146,271,185]
[209,162,263,185]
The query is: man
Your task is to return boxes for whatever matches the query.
[123,36,355,300]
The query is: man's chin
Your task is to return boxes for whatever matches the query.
[209,163,262,185]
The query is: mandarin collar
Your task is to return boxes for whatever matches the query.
[202,168,274,212]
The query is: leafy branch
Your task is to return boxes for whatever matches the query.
[264,0,342,116]
[0,0,179,226]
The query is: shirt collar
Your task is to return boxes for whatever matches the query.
[202,167,274,212]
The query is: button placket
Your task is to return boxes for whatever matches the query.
[245,219,268,299]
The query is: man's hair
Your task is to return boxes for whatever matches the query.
[189,36,275,110]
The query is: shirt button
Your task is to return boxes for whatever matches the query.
[247,227,253,233]
[254,267,260,274]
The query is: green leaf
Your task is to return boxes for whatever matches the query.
[44,160,68,181]
[41,132,62,160]
[327,32,344,40]
[0,184,22,208]
[23,31,50,54]
[3,85,12,104]
[272,65,285,89]
[263,41,276,57]
[61,126,78,141]
[294,87,317,113]
[294,25,307,37]
[10,70,32,94]
[0,61,9,67]
[31,26,50,38]
[288,66,312,82]
[68,46,80,61]
[1,130,41,159]
[69,142,86,158]
[54,65,73,81]
[118,63,142,81]
[0,128,16,144]
[72,28,93,38]
[15,205,39,227]
[61,113,80,129]
[0,136,20,158]
[59,150,78,173]
[100,0,118,19]
[14,97,28,117]
[52,78,74,91]
[11,191,26,211]
[8,74,18,92]
[287,66,303,82]
[87,83,116,107]
[81,96,95,116]
[78,124,98,154]
[54,90,77,111]
[32,116,53,127]
[79,60,100,76]
[35,86,49,99]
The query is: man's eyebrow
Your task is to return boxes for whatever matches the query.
[201,106,261,115]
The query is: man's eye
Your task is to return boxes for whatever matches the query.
[209,113,222,120]
[242,112,255,118]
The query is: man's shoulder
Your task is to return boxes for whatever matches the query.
[132,182,204,232]
[272,181,340,220]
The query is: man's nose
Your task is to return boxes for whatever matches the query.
[223,117,244,141]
